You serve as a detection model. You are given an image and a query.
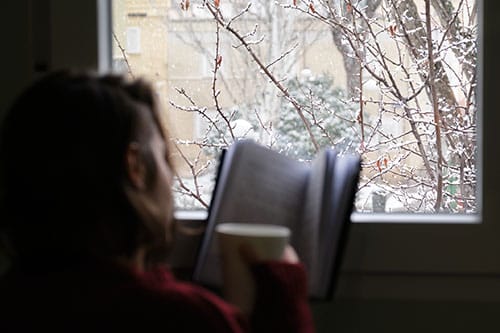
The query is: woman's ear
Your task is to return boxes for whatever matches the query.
[126,142,146,189]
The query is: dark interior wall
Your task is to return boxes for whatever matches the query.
[0,0,99,120]
[0,1,33,120]
[313,299,500,333]
[49,0,98,71]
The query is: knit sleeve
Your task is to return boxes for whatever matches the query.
[137,266,251,333]
[249,261,315,333]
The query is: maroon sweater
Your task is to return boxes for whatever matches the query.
[0,260,314,332]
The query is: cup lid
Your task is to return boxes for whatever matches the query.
[215,223,290,237]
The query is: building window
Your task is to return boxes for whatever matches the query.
[126,27,141,54]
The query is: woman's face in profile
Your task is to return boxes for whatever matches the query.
[146,124,175,243]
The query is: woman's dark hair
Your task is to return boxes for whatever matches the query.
[0,70,172,268]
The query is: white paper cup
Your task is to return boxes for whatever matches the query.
[216,223,290,315]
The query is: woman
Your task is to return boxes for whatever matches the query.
[0,70,314,332]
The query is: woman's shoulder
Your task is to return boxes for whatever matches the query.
[137,265,234,310]
[130,265,248,332]
[1,263,248,332]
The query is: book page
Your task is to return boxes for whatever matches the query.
[319,155,361,297]
[316,154,360,298]
[296,150,329,297]
[194,140,309,288]
[294,150,361,299]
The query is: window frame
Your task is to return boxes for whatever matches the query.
[97,0,500,299]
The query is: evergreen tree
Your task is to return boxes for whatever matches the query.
[276,72,360,160]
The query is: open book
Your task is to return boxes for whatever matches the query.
[192,139,361,299]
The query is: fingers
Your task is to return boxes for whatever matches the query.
[238,243,299,264]
[281,245,299,264]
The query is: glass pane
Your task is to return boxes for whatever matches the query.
[112,0,478,214]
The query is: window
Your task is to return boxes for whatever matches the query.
[111,0,479,217]
[101,1,500,290]
[12,0,499,300]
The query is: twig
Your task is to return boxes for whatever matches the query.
[112,32,134,79]
[425,0,444,211]
[205,1,320,152]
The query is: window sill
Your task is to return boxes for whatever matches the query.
[174,209,481,225]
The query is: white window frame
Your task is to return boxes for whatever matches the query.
[97,0,500,300]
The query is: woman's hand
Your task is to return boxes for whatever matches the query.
[239,244,299,264]
[281,245,299,264]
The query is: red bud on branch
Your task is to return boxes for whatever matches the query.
[388,25,397,37]
[180,0,190,11]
